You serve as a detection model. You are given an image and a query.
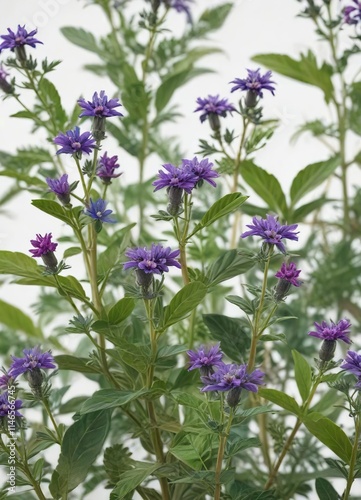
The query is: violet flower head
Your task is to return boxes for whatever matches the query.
[230,68,276,97]
[275,262,302,287]
[0,371,13,390]
[165,0,193,22]
[343,1,361,24]
[194,95,236,123]
[124,244,181,274]
[0,25,43,52]
[0,392,23,418]
[9,346,56,379]
[29,233,57,258]
[153,163,197,194]
[201,363,265,393]
[308,319,352,344]
[341,350,361,377]
[78,90,123,118]
[46,173,71,204]
[54,126,97,157]
[97,152,122,184]
[182,157,220,188]
[187,343,224,374]
[241,214,299,254]
[84,198,116,223]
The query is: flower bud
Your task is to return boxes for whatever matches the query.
[319,339,336,362]
[135,269,153,297]
[92,116,106,142]
[226,387,242,408]
[15,46,27,64]
[167,186,183,216]
[208,113,221,132]
[244,90,258,108]
[274,279,292,302]
[41,251,58,271]
[27,368,44,397]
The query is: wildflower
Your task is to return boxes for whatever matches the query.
[29,233,58,270]
[96,152,122,184]
[309,319,352,345]
[78,90,123,119]
[343,1,361,24]
[182,157,219,188]
[124,244,181,274]
[230,68,276,108]
[46,173,71,205]
[84,198,116,223]
[164,0,193,22]
[274,261,302,301]
[0,64,13,94]
[0,392,23,418]
[194,95,235,130]
[0,371,14,390]
[9,347,56,379]
[241,214,299,254]
[0,25,42,51]
[153,163,197,194]
[187,343,224,376]
[54,126,97,158]
[341,351,361,377]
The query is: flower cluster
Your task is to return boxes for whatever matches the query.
[194,95,235,129]
[0,392,23,418]
[187,344,264,407]
[241,214,299,254]
[341,351,361,390]
[343,1,361,25]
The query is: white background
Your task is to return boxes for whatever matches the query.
[1,1,361,498]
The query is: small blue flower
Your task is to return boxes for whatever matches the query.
[84,198,116,223]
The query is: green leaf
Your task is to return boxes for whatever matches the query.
[291,197,330,222]
[315,478,340,500]
[0,170,47,188]
[188,193,248,238]
[171,47,223,74]
[55,355,100,374]
[241,160,288,217]
[258,388,301,416]
[107,344,150,373]
[0,250,40,279]
[161,282,207,330]
[108,298,135,325]
[0,299,43,338]
[196,3,233,33]
[252,51,334,102]
[61,27,103,55]
[203,314,250,361]
[39,78,67,129]
[80,389,147,415]
[49,410,110,497]
[97,223,135,277]
[31,199,73,225]
[205,249,255,287]
[292,350,312,402]
[170,432,216,470]
[303,413,352,464]
[111,463,161,498]
[290,157,339,207]
[63,247,82,259]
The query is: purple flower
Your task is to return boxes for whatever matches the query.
[97,152,122,184]
[230,68,276,97]
[341,351,361,377]
[201,363,265,393]
[124,244,181,274]
[29,233,58,258]
[187,343,224,374]
[46,173,71,204]
[241,214,299,254]
[0,64,12,94]
[153,163,197,194]
[194,95,236,123]
[344,1,361,24]
[78,90,123,118]
[164,0,193,22]
[182,157,219,188]
[9,347,56,379]
[0,392,23,418]
[275,262,302,287]
[308,319,352,345]
[0,25,43,52]
[54,126,97,157]
[84,198,116,223]
[0,371,14,390]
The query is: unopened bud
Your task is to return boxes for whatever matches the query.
[135,269,153,297]
[41,251,58,271]
[244,90,258,108]
[0,79,13,94]
[15,46,27,64]
[226,387,242,408]
[27,368,44,397]
[92,116,106,142]
[319,339,336,362]
[167,186,183,216]
[274,279,292,302]
[208,113,221,132]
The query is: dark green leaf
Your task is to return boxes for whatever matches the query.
[203,314,250,361]
[0,170,47,188]
[80,389,147,414]
[315,478,340,500]
[111,463,161,498]
[258,388,301,416]
[292,350,312,402]
[205,249,255,286]
[108,297,135,325]
[291,197,330,222]
[61,27,103,55]
[196,3,233,33]
[161,282,207,330]
[55,355,100,374]
[0,299,43,338]
[63,247,82,259]
[31,199,73,225]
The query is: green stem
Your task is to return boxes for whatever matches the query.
[41,397,62,444]
[74,157,88,199]
[342,415,361,500]
[214,408,234,500]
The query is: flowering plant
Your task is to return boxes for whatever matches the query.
[0,1,361,499]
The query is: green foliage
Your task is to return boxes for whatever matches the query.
[203,314,251,361]
[315,477,340,500]
[161,282,207,330]
[292,350,312,402]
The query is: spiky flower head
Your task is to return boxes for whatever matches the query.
[230,68,276,97]
[9,346,56,379]
[54,126,97,158]
[46,174,71,205]
[308,319,352,345]
[187,343,224,376]
[29,233,57,257]
[78,90,123,119]
[341,350,361,377]
[0,371,14,390]
[84,198,116,223]
[194,94,236,126]
[241,214,299,254]
[0,25,42,51]
[97,152,122,184]
[181,157,219,188]
[124,244,181,274]
[153,163,198,194]
[201,363,265,394]
[343,1,361,24]
[0,392,23,418]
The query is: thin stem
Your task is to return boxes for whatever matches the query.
[74,157,88,199]
[41,397,62,444]
[342,415,361,500]
[214,408,234,500]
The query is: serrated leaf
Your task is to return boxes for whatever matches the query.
[161,282,207,330]
[292,350,312,402]
[258,388,301,416]
[49,410,110,497]
[80,389,148,414]
[241,160,288,217]
[290,157,339,207]
[188,193,248,238]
